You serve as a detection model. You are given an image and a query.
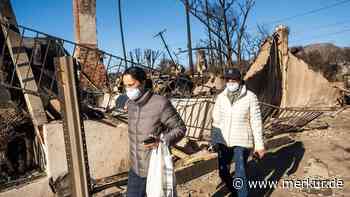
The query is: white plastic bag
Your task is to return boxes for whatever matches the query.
[146,141,176,197]
[162,142,175,197]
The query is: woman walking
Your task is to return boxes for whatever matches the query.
[122,66,186,197]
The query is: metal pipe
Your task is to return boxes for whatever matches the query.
[117,0,128,67]
[184,0,194,74]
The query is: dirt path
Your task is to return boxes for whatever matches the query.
[176,108,350,197]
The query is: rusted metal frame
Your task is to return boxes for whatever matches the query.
[261,106,277,122]
[295,112,323,127]
[284,110,303,125]
[290,111,319,127]
[0,23,54,98]
[105,61,122,72]
[265,110,296,132]
[288,111,312,126]
[1,18,48,128]
[174,98,200,139]
[293,112,315,126]
[104,55,116,110]
[12,23,145,78]
[37,38,51,88]
[278,109,293,118]
[176,100,187,121]
[23,31,40,90]
[30,67,57,85]
[192,100,206,139]
[179,98,193,120]
[49,63,58,94]
[72,43,77,58]
[9,27,25,86]
[199,100,210,139]
[265,108,324,134]
[260,101,335,112]
[189,99,202,138]
[14,23,158,72]
[282,110,301,124]
[0,23,10,84]
[186,97,203,138]
[185,99,197,132]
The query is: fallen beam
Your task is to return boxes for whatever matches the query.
[171,147,190,159]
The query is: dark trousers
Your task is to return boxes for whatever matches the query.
[127,169,147,197]
[218,144,250,197]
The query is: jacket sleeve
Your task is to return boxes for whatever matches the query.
[212,96,221,128]
[249,93,265,150]
[210,127,222,145]
[160,99,187,146]
[211,96,222,145]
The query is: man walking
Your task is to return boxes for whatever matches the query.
[211,68,265,197]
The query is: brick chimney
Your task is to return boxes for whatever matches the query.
[73,0,106,89]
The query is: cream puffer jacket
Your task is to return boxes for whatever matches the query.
[211,85,264,150]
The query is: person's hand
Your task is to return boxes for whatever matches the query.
[143,138,160,149]
[208,144,219,152]
[253,148,266,159]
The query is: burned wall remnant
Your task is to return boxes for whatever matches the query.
[195,49,207,75]
[244,36,283,107]
[245,25,341,108]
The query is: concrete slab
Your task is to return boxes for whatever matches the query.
[0,120,129,197]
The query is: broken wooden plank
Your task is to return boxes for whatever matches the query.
[56,56,91,197]
[183,152,217,166]
[92,172,128,194]
[171,147,190,159]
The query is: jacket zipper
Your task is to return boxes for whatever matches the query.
[226,92,242,145]
[135,105,140,172]
[229,101,233,144]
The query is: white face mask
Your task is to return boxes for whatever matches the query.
[226,82,240,92]
[126,87,142,100]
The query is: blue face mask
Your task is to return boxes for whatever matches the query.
[126,87,142,100]
[226,82,240,92]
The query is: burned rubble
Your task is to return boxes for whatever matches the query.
[0,0,349,197]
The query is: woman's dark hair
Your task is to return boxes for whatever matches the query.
[144,78,153,90]
[123,66,147,83]
[123,66,153,91]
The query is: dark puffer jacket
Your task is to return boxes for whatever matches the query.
[127,90,186,177]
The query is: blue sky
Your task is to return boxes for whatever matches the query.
[12,0,350,64]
